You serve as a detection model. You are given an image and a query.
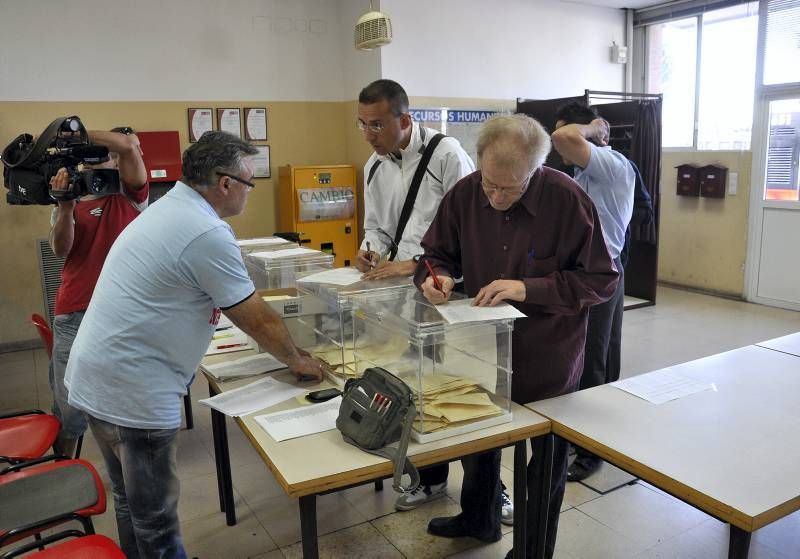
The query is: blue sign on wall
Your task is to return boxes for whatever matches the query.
[410,109,497,123]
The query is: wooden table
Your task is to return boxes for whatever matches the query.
[528,345,800,559]
[201,351,552,558]
[757,331,800,358]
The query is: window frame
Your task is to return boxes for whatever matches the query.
[644,5,759,151]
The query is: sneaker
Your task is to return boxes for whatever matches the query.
[500,490,514,526]
[395,482,447,511]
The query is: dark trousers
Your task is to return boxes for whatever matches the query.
[420,463,449,485]
[576,257,624,461]
[460,438,569,559]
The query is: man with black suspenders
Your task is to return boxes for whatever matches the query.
[354,79,508,515]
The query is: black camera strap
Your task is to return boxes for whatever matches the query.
[389,133,445,261]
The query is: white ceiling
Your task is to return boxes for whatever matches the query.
[560,0,666,9]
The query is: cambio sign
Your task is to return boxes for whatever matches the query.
[297,187,355,222]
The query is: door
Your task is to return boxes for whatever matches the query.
[746,96,800,309]
[744,1,800,310]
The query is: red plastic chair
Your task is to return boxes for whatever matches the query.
[30,314,53,359]
[0,411,60,465]
[1,533,125,559]
[0,457,107,551]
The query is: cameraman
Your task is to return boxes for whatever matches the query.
[48,128,148,457]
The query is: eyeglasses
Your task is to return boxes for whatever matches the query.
[217,172,255,190]
[481,171,533,197]
[356,120,385,134]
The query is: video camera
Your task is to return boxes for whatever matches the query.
[1,116,121,205]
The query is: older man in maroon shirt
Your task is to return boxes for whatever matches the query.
[413,114,618,558]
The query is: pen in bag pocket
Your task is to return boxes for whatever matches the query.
[381,399,392,415]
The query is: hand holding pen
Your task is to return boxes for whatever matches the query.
[356,242,380,272]
[419,262,454,305]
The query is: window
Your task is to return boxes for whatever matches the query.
[763,0,800,85]
[764,98,800,201]
[646,3,759,150]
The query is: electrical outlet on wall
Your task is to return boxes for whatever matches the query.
[728,172,738,195]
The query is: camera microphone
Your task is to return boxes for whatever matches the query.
[45,145,109,161]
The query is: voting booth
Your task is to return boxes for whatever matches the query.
[351,290,513,443]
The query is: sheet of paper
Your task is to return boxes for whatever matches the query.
[297,267,363,286]
[254,396,342,442]
[238,237,290,247]
[436,299,526,324]
[201,353,286,380]
[250,247,320,260]
[198,377,306,417]
[205,328,251,355]
[612,370,715,405]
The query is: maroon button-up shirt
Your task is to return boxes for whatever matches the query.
[413,166,619,404]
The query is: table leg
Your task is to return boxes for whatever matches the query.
[728,525,751,559]
[209,385,237,525]
[300,494,319,559]
[374,479,384,492]
[529,434,554,559]
[210,404,225,512]
[512,440,527,559]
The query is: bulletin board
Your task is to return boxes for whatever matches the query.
[409,108,499,164]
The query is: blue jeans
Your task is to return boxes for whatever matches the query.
[89,416,187,559]
[50,311,88,439]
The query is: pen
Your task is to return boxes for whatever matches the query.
[366,241,375,269]
[215,325,233,332]
[382,400,392,415]
[370,393,379,409]
[423,259,443,292]
[216,343,247,350]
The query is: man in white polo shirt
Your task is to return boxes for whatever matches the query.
[65,131,327,559]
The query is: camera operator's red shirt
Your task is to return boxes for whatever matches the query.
[54,182,149,316]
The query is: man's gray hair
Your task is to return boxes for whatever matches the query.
[476,114,551,171]
[182,131,258,190]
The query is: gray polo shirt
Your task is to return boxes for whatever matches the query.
[65,182,254,429]
[573,144,635,260]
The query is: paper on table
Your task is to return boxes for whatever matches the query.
[436,299,526,324]
[254,396,342,442]
[612,369,715,405]
[205,327,251,355]
[297,267,363,286]
[237,237,290,247]
[250,247,320,259]
[198,377,306,417]
[201,353,286,380]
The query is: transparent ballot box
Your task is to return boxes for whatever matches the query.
[351,290,513,443]
[294,269,415,387]
[244,248,334,290]
[237,236,297,256]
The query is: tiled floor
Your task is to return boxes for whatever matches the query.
[2,285,799,558]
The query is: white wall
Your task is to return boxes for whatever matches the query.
[338,0,382,99]
[0,0,347,101]
[380,0,626,100]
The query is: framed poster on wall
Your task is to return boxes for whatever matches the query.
[217,108,242,138]
[244,107,268,141]
[188,108,213,142]
[252,145,270,178]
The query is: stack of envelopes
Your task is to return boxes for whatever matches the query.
[405,374,504,432]
[312,345,358,380]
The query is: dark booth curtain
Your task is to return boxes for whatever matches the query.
[630,100,661,244]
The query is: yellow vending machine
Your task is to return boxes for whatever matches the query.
[277,165,358,268]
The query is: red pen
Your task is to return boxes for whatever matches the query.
[423,259,443,292]
[216,343,247,350]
